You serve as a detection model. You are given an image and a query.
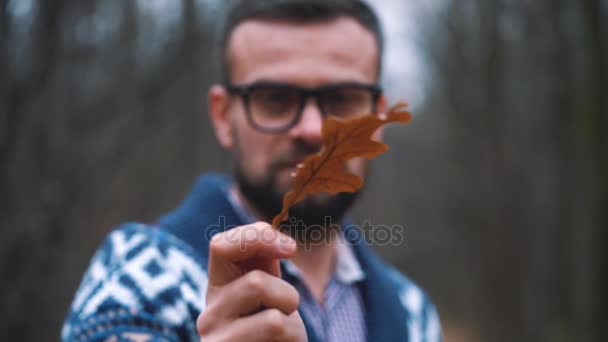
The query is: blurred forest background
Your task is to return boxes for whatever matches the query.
[1,0,606,341]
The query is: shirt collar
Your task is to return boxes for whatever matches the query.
[224,183,366,284]
[226,184,257,224]
[333,232,366,283]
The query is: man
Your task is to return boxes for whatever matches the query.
[62,1,442,341]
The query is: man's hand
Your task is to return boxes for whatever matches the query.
[197,222,307,341]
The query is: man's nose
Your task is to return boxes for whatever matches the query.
[288,98,323,145]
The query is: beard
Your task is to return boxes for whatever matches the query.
[234,142,363,240]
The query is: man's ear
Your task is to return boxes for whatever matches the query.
[208,84,234,149]
[372,94,389,141]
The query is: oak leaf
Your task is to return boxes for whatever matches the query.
[271,102,412,227]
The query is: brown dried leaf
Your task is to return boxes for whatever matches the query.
[271,102,412,227]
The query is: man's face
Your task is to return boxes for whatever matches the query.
[209,17,385,226]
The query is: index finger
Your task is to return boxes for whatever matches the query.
[208,222,297,286]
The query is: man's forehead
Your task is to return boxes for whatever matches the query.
[226,17,379,84]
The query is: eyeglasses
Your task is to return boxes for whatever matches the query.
[226,81,382,133]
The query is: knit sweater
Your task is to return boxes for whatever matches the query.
[62,173,442,341]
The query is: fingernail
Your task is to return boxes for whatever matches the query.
[279,237,297,253]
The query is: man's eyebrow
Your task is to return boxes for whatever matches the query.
[241,79,379,88]
[250,79,292,85]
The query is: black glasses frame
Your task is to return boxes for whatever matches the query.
[225,81,383,133]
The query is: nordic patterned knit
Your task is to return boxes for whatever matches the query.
[62,173,442,341]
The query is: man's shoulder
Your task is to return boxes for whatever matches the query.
[342,224,442,339]
[384,265,442,341]
[87,223,209,291]
[63,223,208,341]
[384,266,435,313]
[94,222,207,266]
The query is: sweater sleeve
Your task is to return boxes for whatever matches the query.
[62,223,208,342]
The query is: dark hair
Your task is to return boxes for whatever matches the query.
[220,0,384,82]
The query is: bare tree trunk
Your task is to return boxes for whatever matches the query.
[573,0,606,340]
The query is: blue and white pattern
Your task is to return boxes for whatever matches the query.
[63,173,443,341]
[389,267,442,342]
[63,222,442,341]
[62,224,208,341]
